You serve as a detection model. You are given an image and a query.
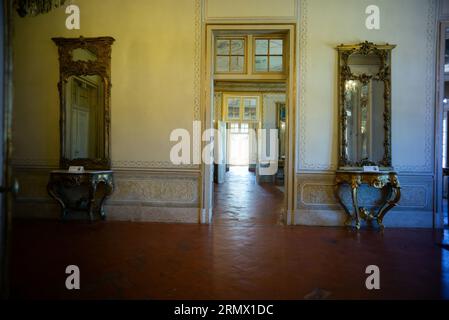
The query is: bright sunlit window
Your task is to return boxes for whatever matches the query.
[223,94,260,122]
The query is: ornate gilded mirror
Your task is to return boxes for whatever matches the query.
[53,36,115,169]
[336,41,396,170]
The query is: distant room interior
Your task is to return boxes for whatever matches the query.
[210,31,289,226]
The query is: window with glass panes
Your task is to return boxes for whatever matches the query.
[229,123,250,134]
[230,122,240,133]
[223,95,260,122]
[215,38,246,73]
[254,38,283,72]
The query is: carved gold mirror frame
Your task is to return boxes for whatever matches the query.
[52,36,115,170]
[336,41,396,169]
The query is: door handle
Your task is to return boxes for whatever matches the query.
[0,178,19,196]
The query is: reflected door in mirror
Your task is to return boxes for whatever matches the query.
[65,75,104,161]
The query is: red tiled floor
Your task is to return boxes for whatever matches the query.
[9,220,449,300]
[213,166,284,226]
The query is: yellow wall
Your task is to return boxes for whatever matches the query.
[13,0,198,168]
[14,0,435,172]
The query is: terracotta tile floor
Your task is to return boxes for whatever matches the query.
[213,166,284,226]
[8,167,449,299]
[10,220,449,300]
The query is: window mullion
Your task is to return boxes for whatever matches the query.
[240,97,244,122]
[228,39,231,71]
[267,39,270,72]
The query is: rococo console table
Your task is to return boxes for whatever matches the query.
[47,170,114,221]
[334,171,401,229]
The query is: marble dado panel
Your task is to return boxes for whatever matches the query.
[297,173,432,211]
[13,167,201,221]
[110,171,199,206]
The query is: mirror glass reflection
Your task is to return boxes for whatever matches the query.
[64,75,104,160]
[337,42,395,168]
[344,79,385,164]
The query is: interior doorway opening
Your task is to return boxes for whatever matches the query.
[212,88,287,226]
[202,24,296,225]
[228,122,250,166]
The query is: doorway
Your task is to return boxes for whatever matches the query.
[202,25,296,225]
[213,91,286,226]
[228,122,250,166]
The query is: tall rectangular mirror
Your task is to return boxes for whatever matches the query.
[53,36,115,169]
[336,41,396,170]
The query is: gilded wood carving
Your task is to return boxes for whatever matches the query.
[52,36,115,170]
[334,171,401,229]
[336,41,396,169]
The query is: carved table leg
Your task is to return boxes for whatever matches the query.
[351,186,361,230]
[377,184,401,229]
[98,180,114,220]
[88,181,98,222]
[47,182,67,220]
[334,183,353,227]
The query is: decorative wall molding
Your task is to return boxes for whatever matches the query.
[300,183,336,206]
[295,208,434,228]
[399,185,428,209]
[12,158,200,171]
[194,0,201,121]
[298,0,337,170]
[15,167,200,202]
[296,174,433,228]
[300,183,428,209]
[298,0,437,173]
[112,160,200,170]
[110,175,199,205]
[202,0,298,22]
[14,167,200,222]
[297,173,433,212]
[298,0,336,171]
[394,0,436,173]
